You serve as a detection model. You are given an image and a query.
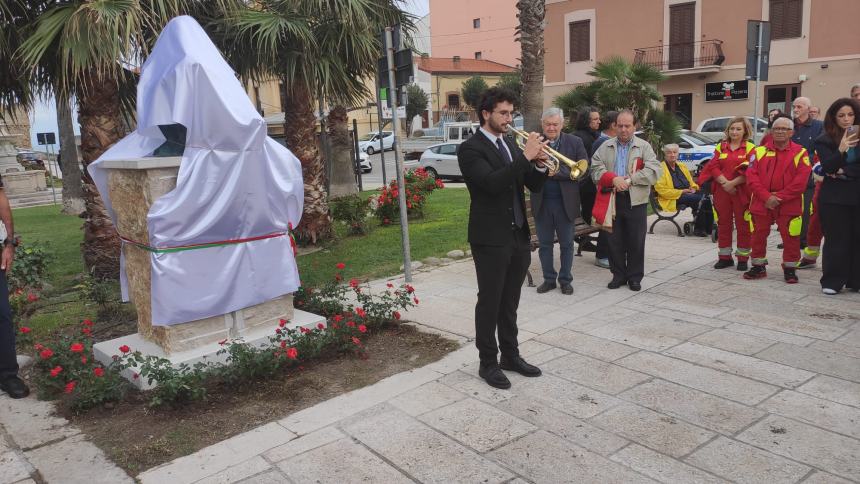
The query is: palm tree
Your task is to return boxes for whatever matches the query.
[10,1,195,278]
[554,56,678,153]
[225,0,412,245]
[516,0,545,132]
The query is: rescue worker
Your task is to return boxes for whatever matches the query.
[743,117,812,283]
[698,117,756,271]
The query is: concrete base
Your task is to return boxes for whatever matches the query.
[93,309,327,390]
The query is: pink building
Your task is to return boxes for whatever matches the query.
[429,0,520,67]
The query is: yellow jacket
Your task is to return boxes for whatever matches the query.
[655,161,699,212]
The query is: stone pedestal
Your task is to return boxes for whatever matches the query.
[92,157,323,388]
[0,134,46,195]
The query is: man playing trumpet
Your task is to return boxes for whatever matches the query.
[457,87,548,390]
[530,107,588,295]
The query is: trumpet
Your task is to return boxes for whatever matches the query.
[508,127,589,181]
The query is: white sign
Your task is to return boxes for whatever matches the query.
[380,105,406,119]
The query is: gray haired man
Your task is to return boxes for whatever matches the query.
[531,107,588,295]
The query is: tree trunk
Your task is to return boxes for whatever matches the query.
[77,76,125,279]
[56,95,85,215]
[283,83,332,244]
[327,105,358,199]
[517,0,545,133]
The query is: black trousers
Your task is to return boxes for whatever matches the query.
[800,185,815,246]
[471,226,531,364]
[819,201,860,290]
[0,271,17,380]
[607,192,647,284]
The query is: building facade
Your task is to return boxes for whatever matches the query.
[429,0,519,66]
[0,107,32,149]
[544,0,860,129]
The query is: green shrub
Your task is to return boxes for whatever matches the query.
[330,194,372,236]
[373,168,444,225]
[8,242,50,291]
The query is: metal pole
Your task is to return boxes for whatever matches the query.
[374,74,388,185]
[46,144,57,205]
[352,118,363,192]
[386,27,412,282]
[752,22,763,135]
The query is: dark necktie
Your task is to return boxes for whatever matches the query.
[496,138,525,228]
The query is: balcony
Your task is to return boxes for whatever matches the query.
[633,39,725,75]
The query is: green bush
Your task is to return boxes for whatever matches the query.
[8,242,50,292]
[373,168,444,225]
[330,194,372,236]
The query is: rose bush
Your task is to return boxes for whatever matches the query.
[373,168,444,225]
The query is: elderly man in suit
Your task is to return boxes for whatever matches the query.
[591,110,660,291]
[457,86,548,389]
[531,107,587,295]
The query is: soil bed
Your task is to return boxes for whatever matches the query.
[63,323,458,475]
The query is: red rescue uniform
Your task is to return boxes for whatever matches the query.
[698,140,755,262]
[745,140,811,268]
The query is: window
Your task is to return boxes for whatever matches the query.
[702,119,728,132]
[439,144,459,156]
[474,51,482,60]
[473,18,480,29]
[447,93,460,107]
[568,20,590,62]
[770,0,802,39]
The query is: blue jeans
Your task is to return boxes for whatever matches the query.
[536,198,574,285]
[0,272,17,380]
[677,192,704,215]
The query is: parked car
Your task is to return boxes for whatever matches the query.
[696,116,767,143]
[358,150,372,173]
[635,129,716,176]
[358,131,394,155]
[15,150,46,171]
[418,142,462,180]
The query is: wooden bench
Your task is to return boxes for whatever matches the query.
[524,196,601,287]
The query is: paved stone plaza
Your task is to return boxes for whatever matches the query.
[2,213,859,483]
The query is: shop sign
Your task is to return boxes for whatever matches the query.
[705,80,749,101]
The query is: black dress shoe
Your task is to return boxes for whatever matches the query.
[536,281,557,294]
[561,283,574,295]
[607,279,626,289]
[628,281,641,291]
[736,261,748,271]
[0,376,30,399]
[713,259,734,269]
[479,363,511,389]
[500,355,542,377]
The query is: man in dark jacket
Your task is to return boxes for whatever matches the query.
[572,106,602,255]
[458,87,548,389]
[531,107,586,295]
[792,96,824,247]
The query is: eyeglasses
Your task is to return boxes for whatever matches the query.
[772,128,792,132]
[493,110,513,118]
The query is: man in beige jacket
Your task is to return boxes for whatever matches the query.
[590,110,660,291]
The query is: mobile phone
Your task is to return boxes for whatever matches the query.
[848,125,859,136]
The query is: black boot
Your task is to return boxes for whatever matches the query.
[714,259,734,269]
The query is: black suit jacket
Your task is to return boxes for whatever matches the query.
[530,132,586,222]
[816,133,860,206]
[458,130,548,246]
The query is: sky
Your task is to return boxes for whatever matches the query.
[27,1,430,151]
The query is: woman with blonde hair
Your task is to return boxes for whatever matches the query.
[698,116,757,270]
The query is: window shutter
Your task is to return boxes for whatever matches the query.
[569,20,590,62]
[771,0,802,39]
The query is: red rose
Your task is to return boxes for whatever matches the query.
[132,373,139,380]
[317,323,325,330]
[346,321,356,328]
[93,367,104,377]
[349,278,359,288]
[299,326,310,334]
[335,274,343,282]
[50,366,62,377]
[393,311,401,320]
[280,340,287,348]
[70,343,84,353]
[413,297,420,304]
[19,326,31,334]
[82,319,93,327]
[27,293,38,302]
[405,284,415,294]
[286,347,298,359]
[40,348,53,360]
[275,328,282,335]
[82,327,92,336]
[64,381,76,394]
[336,262,346,270]
[34,343,44,351]
[81,356,87,364]
[358,324,367,333]
[351,336,362,346]
[333,314,344,323]
[355,307,366,318]
[386,283,394,288]
[279,319,287,327]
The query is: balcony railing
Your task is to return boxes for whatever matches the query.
[633,39,725,72]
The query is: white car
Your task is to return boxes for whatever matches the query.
[696,116,767,143]
[358,131,394,155]
[358,150,371,173]
[418,142,462,180]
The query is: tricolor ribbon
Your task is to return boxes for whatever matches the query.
[119,231,289,254]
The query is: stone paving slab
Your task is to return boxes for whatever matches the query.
[6,216,860,484]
